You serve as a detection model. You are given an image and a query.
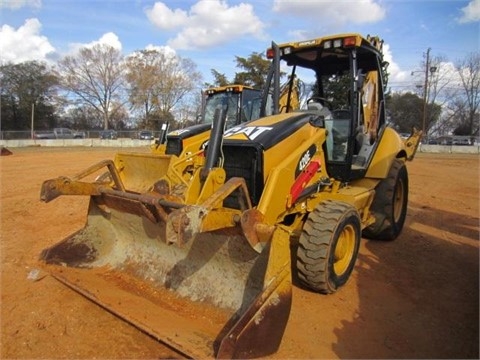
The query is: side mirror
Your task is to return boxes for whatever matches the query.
[309,115,325,128]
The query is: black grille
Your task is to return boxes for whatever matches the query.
[223,145,264,206]
[165,138,182,156]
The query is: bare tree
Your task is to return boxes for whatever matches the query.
[125,49,159,125]
[157,52,202,123]
[173,88,204,129]
[453,52,480,136]
[424,56,457,136]
[125,48,202,128]
[427,56,457,105]
[58,44,125,130]
[410,54,458,136]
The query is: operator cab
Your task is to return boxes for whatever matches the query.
[164,85,269,156]
[267,34,388,182]
[204,85,268,129]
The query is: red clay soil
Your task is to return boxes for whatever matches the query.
[1,147,478,359]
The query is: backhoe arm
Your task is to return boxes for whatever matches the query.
[404,127,423,161]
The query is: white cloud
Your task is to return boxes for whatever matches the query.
[382,43,410,87]
[384,49,460,96]
[145,0,266,50]
[146,2,188,29]
[273,0,385,25]
[457,0,480,23]
[127,44,178,62]
[69,32,122,53]
[145,44,177,57]
[0,18,55,64]
[286,29,311,41]
[90,32,122,50]
[0,0,41,10]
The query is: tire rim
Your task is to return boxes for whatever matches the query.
[334,224,356,276]
[393,178,405,223]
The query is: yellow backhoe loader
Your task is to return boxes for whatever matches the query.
[153,80,301,158]
[152,84,267,158]
[39,33,421,358]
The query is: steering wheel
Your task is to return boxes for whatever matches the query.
[306,97,333,110]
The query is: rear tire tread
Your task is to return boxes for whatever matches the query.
[363,159,408,241]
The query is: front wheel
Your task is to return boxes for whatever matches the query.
[296,200,361,294]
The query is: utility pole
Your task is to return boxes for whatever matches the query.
[422,48,431,138]
[31,103,35,139]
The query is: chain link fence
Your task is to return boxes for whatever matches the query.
[0,130,165,140]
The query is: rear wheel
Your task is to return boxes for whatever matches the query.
[363,159,408,240]
[296,200,361,294]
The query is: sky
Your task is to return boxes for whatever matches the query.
[0,0,479,92]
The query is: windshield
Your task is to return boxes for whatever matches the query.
[204,89,268,128]
[240,88,267,122]
[204,92,240,129]
[203,92,240,128]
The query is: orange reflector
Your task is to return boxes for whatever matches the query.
[343,37,357,47]
[266,48,275,59]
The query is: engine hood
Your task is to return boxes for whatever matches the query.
[167,123,211,140]
[223,112,322,150]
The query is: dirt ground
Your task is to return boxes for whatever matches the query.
[0,147,478,359]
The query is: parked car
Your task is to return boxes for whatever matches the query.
[138,130,154,140]
[452,138,470,146]
[74,130,86,139]
[100,129,118,139]
[34,128,84,139]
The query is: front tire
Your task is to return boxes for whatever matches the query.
[296,200,361,294]
[363,159,408,240]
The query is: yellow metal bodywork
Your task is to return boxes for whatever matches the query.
[279,75,301,113]
[403,127,423,160]
[270,33,363,51]
[39,33,423,359]
[114,152,173,192]
[152,125,210,159]
[259,130,328,225]
[361,71,380,142]
[206,84,256,93]
[365,127,406,178]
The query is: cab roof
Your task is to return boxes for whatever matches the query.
[267,33,384,75]
[203,84,258,94]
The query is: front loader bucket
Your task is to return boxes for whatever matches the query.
[1,146,13,156]
[40,198,292,358]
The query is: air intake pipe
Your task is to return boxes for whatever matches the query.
[201,106,227,181]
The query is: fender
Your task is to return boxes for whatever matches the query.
[366,127,406,179]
